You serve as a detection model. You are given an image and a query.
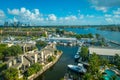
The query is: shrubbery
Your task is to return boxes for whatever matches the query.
[26,63,42,76]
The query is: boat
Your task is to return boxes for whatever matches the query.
[67,63,87,73]
[74,54,80,59]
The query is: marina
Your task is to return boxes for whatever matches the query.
[35,28,120,80]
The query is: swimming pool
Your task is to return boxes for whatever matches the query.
[103,69,120,80]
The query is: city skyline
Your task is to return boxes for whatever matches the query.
[0,0,120,25]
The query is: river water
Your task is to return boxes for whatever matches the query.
[35,46,78,80]
[35,28,120,80]
[65,28,120,43]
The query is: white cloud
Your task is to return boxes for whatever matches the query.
[86,15,94,18]
[2,7,120,25]
[105,18,113,23]
[65,15,77,21]
[93,6,107,12]
[89,0,120,12]
[0,10,5,24]
[113,8,120,15]
[105,14,112,17]
[21,7,26,13]
[34,9,40,15]
[0,10,5,18]
[13,17,18,22]
[7,7,44,24]
[90,0,120,7]
[79,15,84,19]
[114,15,120,18]
[8,8,19,15]
[48,14,57,21]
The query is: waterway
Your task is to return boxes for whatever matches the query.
[65,28,120,43]
[35,28,120,80]
[35,46,78,80]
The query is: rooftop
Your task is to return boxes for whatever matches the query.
[89,47,120,56]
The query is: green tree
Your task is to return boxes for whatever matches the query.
[80,46,89,61]
[96,33,100,39]
[47,56,55,62]
[31,63,42,73]
[88,53,105,80]
[26,63,42,76]
[0,63,6,72]
[88,53,100,75]
[82,73,93,80]
[111,75,117,80]
[75,34,81,39]
[36,40,47,47]
[100,57,109,68]
[114,54,120,69]
[2,68,19,80]
[0,44,7,60]
[3,45,23,56]
[88,33,93,38]
[54,50,58,55]
[56,28,60,34]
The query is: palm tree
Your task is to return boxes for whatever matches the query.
[82,73,93,80]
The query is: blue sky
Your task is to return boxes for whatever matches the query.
[0,0,120,25]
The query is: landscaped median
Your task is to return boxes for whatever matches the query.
[28,50,63,80]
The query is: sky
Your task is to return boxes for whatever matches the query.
[0,0,120,25]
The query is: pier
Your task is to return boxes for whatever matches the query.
[49,37,77,41]
[48,37,78,46]
[109,40,120,46]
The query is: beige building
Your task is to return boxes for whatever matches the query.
[40,43,56,64]
[6,43,57,78]
[89,47,120,62]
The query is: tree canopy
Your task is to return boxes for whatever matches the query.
[2,68,19,80]
[84,53,109,80]
[88,53,101,75]
[3,45,23,57]
[114,54,120,69]
[80,46,89,61]
[75,33,93,39]
[36,40,47,48]
[0,44,7,60]
[26,63,42,76]
[83,53,104,80]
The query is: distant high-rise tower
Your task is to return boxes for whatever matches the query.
[14,22,17,27]
[4,21,9,27]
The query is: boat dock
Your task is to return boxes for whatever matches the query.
[109,40,120,46]
[48,37,78,46]
[106,39,120,46]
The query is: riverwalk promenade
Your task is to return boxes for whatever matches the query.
[28,52,63,80]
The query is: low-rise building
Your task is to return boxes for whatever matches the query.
[6,43,57,78]
[89,47,120,62]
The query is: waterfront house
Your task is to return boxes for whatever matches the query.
[89,47,120,62]
[19,43,36,53]
[6,43,57,78]
[40,43,56,64]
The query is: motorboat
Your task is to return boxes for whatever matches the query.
[67,63,87,73]
[74,54,80,59]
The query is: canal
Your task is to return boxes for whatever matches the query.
[35,46,78,80]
